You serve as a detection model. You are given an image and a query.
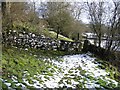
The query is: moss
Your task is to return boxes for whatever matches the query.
[86,75,95,80]
[68,70,73,73]
[26,85,35,89]
[82,78,87,82]
[2,83,8,89]
[38,79,43,84]
[73,76,82,82]
[11,82,16,88]
[77,67,82,71]
[96,78,112,88]
[76,83,85,89]
[28,79,34,84]
[47,72,53,76]
[7,78,13,83]
[66,80,71,84]
[80,70,86,76]
[44,75,49,80]
[107,82,116,88]
[18,78,23,83]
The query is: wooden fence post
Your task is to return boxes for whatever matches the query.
[82,40,89,53]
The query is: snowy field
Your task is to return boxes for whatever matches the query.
[1,53,119,89]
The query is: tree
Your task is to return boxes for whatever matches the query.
[70,2,83,20]
[106,1,120,51]
[68,20,89,41]
[2,1,41,29]
[2,2,13,29]
[37,2,86,40]
[43,2,74,39]
[2,2,28,29]
[86,2,105,47]
[1,2,6,16]
[86,1,120,51]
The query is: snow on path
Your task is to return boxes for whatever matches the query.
[2,53,118,89]
[25,53,118,88]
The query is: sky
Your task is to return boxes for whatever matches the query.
[28,0,115,24]
[30,0,112,2]
[33,0,90,23]
[2,0,114,3]
[80,13,89,24]
[32,0,114,24]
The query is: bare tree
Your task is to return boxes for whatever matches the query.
[106,1,120,51]
[70,2,83,20]
[86,1,120,51]
[86,2,105,47]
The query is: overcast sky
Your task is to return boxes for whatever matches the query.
[30,0,113,2]
[31,0,115,24]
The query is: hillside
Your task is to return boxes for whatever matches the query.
[8,22,73,42]
[42,29,73,42]
[1,46,120,89]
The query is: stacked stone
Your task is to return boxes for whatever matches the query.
[3,30,82,52]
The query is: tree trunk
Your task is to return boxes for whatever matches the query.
[56,29,59,39]
[98,36,101,47]
[1,2,6,16]
[107,39,113,51]
[77,33,79,41]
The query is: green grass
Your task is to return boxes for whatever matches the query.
[11,22,73,42]
[12,21,41,34]
[95,59,120,82]
[2,46,65,88]
[42,29,73,42]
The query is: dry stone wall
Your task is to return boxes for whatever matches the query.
[2,30,82,52]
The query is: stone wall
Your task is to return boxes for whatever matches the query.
[2,30,82,52]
